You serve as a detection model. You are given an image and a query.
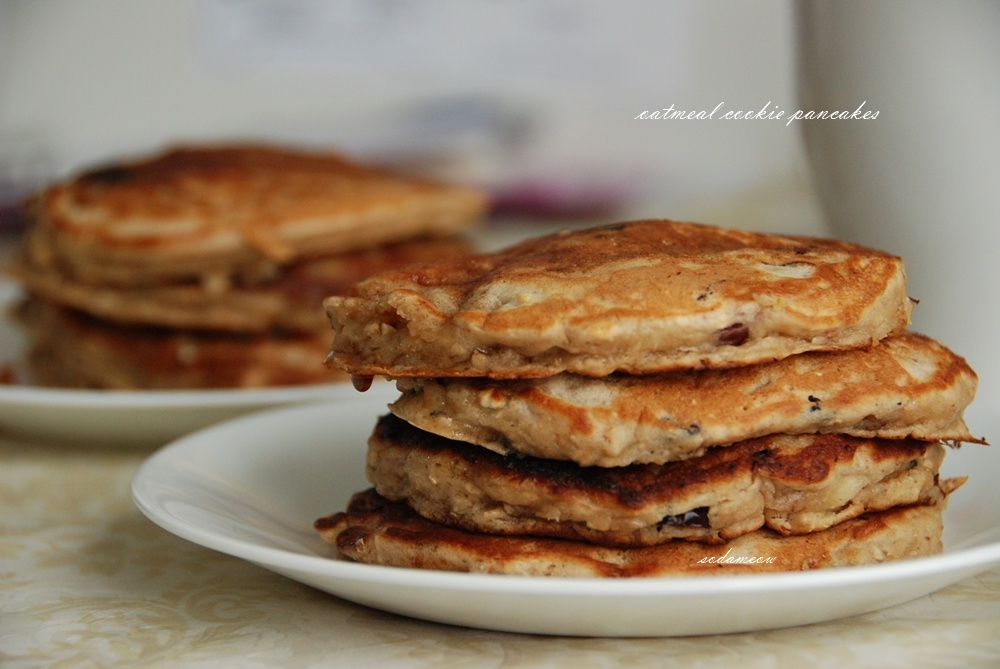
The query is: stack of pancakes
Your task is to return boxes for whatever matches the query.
[10,145,485,389]
[316,220,982,576]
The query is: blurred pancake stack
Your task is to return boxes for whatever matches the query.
[316,219,983,576]
[9,145,485,389]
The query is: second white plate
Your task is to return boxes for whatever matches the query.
[0,280,397,446]
[132,399,1000,637]
[0,380,396,446]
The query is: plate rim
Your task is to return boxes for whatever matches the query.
[0,379,395,409]
[131,402,1000,597]
[0,383,344,408]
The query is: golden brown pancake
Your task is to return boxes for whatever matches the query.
[367,414,952,545]
[28,145,486,286]
[391,333,981,466]
[316,490,946,577]
[13,237,471,333]
[325,219,911,379]
[13,299,336,390]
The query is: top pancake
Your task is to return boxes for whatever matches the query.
[29,145,486,286]
[325,219,911,378]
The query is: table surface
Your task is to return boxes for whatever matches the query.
[2,434,999,669]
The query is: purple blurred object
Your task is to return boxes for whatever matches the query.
[489,177,638,219]
[0,133,53,234]
[0,191,30,234]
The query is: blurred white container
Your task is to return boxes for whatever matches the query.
[797,0,1000,434]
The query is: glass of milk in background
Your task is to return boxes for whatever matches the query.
[797,0,1000,439]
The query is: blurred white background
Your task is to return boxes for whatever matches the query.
[0,0,824,233]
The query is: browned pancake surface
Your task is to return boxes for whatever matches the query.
[30,145,485,285]
[367,415,951,545]
[316,490,945,577]
[391,333,981,466]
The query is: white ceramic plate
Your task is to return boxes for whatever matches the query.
[0,381,396,447]
[132,400,1000,637]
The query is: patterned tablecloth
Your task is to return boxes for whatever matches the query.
[1,434,999,669]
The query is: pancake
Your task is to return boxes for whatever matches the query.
[366,414,953,546]
[28,145,486,286]
[12,237,471,333]
[13,299,336,390]
[391,333,981,466]
[316,489,945,577]
[325,219,911,379]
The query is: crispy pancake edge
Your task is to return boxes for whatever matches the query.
[315,490,945,577]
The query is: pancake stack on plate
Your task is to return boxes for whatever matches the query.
[10,145,485,389]
[316,219,983,576]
